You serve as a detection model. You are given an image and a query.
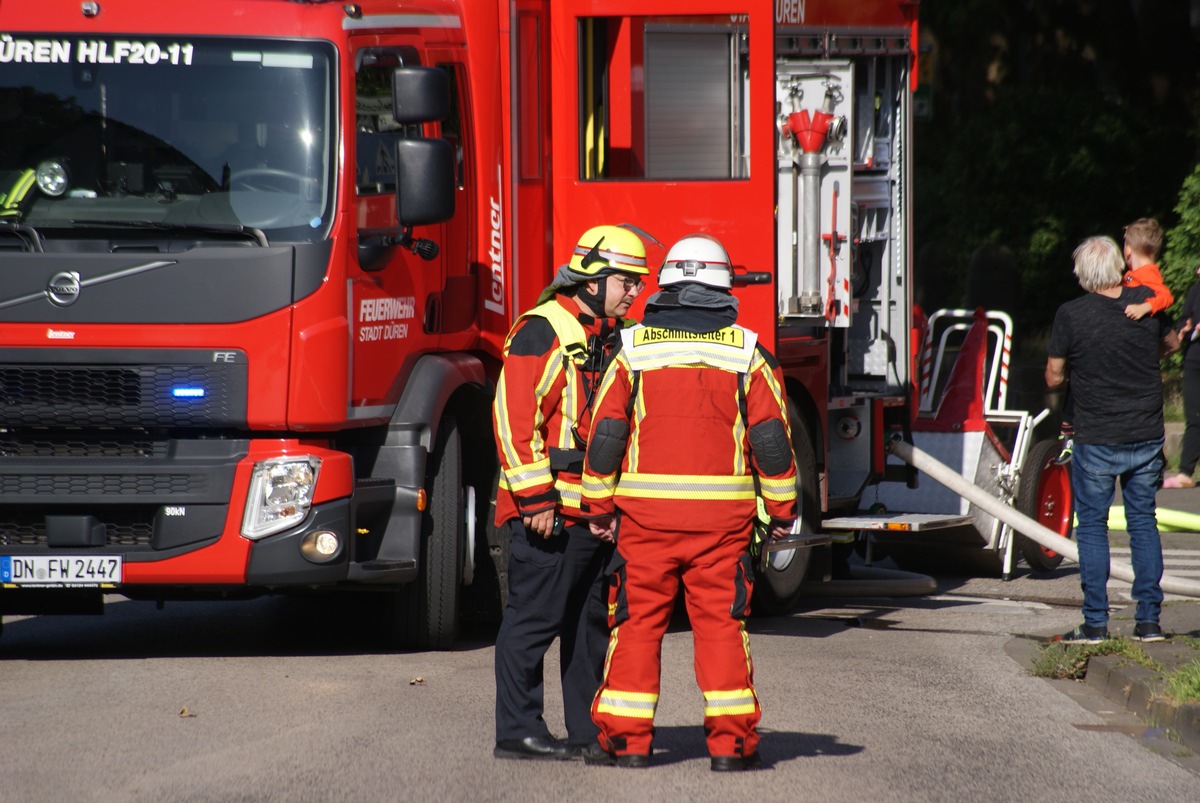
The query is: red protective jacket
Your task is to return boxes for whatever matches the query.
[492,295,620,525]
[580,322,797,532]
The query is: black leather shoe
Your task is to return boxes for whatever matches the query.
[616,754,651,768]
[569,742,609,762]
[583,748,650,768]
[711,753,763,772]
[493,736,573,761]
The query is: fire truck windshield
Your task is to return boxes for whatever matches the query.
[0,36,334,243]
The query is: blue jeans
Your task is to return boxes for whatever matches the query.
[1071,440,1164,628]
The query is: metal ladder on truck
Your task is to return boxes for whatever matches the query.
[822,308,1071,578]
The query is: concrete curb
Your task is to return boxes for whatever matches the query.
[1086,654,1200,754]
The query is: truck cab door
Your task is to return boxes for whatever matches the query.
[423,54,475,351]
[348,43,446,416]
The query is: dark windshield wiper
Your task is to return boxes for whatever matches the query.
[1,220,46,252]
[68,219,270,247]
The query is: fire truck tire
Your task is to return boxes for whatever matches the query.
[461,467,509,623]
[483,473,510,615]
[1015,438,1073,573]
[396,414,463,650]
[752,404,817,616]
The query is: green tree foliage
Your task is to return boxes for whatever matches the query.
[1162,164,1200,311]
[914,1,1199,344]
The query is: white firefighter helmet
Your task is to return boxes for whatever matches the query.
[658,233,733,289]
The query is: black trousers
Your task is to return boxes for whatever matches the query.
[494,519,612,744]
[1179,365,1200,476]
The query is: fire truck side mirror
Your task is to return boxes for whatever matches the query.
[394,138,455,227]
[391,67,449,124]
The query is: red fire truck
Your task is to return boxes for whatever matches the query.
[0,0,1071,648]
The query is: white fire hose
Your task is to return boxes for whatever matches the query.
[889,438,1200,598]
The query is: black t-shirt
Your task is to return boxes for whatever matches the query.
[1047,286,1164,445]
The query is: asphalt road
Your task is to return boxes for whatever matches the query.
[5,484,1200,800]
[2,585,1197,802]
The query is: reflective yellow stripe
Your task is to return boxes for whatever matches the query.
[758,475,797,502]
[731,377,747,474]
[493,373,523,469]
[703,688,757,717]
[595,689,658,719]
[616,472,756,500]
[555,479,582,506]
[628,346,752,373]
[531,352,563,453]
[582,473,617,494]
[502,457,552,492]
[628,376,646,470]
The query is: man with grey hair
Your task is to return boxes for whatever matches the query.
[1045,235,1167,644]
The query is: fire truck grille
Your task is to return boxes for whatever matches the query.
[0,508,154,547]
[0,473,204,496]
[0,432,167,459]
[0,362,247,428]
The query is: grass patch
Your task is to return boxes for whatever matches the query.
[1162,659,1200,705]
[1029,637,1160,680]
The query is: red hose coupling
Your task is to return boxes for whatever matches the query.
[784,109,834,153]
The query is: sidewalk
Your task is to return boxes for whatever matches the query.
[1074,600,1200,753]
[1058,476,1200,753]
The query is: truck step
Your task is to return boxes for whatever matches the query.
[346,559,417,584]
[821,512,975,532]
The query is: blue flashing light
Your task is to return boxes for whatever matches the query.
[172,387,206,399]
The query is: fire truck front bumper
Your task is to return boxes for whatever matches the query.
[243,498,356,586]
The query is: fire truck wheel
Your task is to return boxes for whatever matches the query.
[483,472,510,615]
[1015,438,1073,573]
[395,414,463,650]
[461,466,509,623]
[752,405,817,616]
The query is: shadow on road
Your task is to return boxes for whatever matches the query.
[0,594,502,659]
[643,724,864,767]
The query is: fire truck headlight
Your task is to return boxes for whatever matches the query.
[36,160,70,197]
[242,456,321,540]
[300,530,342,563]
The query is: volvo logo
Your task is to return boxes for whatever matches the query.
[46,271,81,307]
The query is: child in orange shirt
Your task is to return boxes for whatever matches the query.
[1055,218,1172,466]
[1122,217,1172,320]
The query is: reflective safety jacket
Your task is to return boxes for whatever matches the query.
[492,295,620,525]
[580,323,798,532]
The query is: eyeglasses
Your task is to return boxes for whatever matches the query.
[615,276,645,293]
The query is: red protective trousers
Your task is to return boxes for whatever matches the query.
[591,518,760,759]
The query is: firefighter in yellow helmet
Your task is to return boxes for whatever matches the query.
[580,233,797,771]
[493,224,650,761]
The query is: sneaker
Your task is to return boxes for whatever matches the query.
[1053,624,1108,644]
[1161,473,1196,489]
[1133,621,1166,642]
[1052,436,1074,466]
